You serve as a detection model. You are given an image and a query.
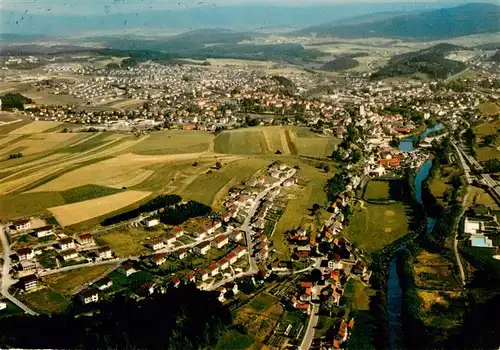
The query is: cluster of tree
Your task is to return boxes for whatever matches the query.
[371,44,466,80]
[481,133,499,147]
[320,56,359,71]
[325,174,347,201]
[397,249,430,349]
[0,92,33,110]
[160,200,212,225]
[481,158,500,173]
[102,194,181,226]
[0,284,231,349]
[8,153,23,159]
[463,128,477,156]
[270,75,296,91]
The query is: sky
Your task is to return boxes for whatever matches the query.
[1,0,486,14]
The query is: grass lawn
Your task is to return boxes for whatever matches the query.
[0,301,24,318]
[466,187,500,210]
[345,201,410,252]
[181,157,269,208]
[0,191,65,219]
[214,129,269,155]
[96,227,164,257]
[248,293,279,312]
[273,165,330,259]
[363,180,390,201]
[44,264,118,295]
[130,130,213,155]
[477,102,500,117]
[343,279,375,349]
[476,146,500,162]
[60,184,123,204]
[294,137,340,158]
[215,329,255,350]
[107,270,153,295]
[430,176,449,199]
[21,287,70,314]
[315,315,337,338]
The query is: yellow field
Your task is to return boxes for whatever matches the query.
[466,187,500,210]
[49,190,152,226]
[0,133,82,156]
[9,121,62,134]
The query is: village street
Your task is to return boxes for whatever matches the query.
[0,226,38,315]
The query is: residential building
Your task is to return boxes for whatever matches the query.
[174,248,187,260]
[152,253,166,266]
[11,219,31,231]
[149,238,165,251]
[208,263,219,277]
[165,233,176,246]
[233,246,247,259]
[18,274,38,291]
[218,258,229,270]
[194,242,211,255]
[143,218,160,228]
[198,269,209,281]
[212,235,229,249]
[58,238,75,251]
[171,276,181,288]
[95,277,113,291]
[80,289,99,304]
[33,225,54,238]
[185,272,196,283]
[60,249,79,261]
[78,233,94,245]
[229,230,244,242]
[120,263,136,277]
[227,252,238,265]
[16,248,35,261]
[171,226,184,237]
[97,246,113,260]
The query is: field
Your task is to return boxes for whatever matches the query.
[9,121,62,134]
[466,187,500,210]
[215,329,255,350]
[477,102,500,117]
[48,190,152,227]
[129,130,213,155]
[273,163,331,259]
[95,227,165,257]
[345,201,409,252]
[20,287,70,314]
[214,126,338,158]
[44,264,118,295]
[363,180,390,201]
[413,250,459,290]
[233,292,283,345]
[474,119,500,161]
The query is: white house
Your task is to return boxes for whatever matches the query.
[80,290,99,304]
[11,219,31,231]
[97,246,113,260]
[143,218,160,228]
[194,242,211,255]
[149,238,165,251]
[33,225,54,238]
[60,249,79,261]
[16,248,35,261]
[211,235,229,249]
[58,238,75,251]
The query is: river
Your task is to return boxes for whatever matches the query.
[387,132,440,349]
[399,123,444,152]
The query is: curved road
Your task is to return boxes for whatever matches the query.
[0,226,38,315]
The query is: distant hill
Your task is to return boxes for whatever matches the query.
[491,50,500,62]
[293,3,500,40]
[371,43,466,79]
[321,57,359,71]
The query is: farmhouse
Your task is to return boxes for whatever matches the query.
[78,233,95,245]
[171,276,181,288]
[80,289,99,304]
[152,253,167,266]
[11,219,31,232]
[18,274,38,291]
[149,238,165,251]
[33,225,54,238]
[58,238,75,251]
[60,249,79,261]
[95,277,113,291]
[194,242,211,255]
[171,226,184,237]
[97,246,113,260]
[212,235,229,249]
[16,248,35,261]
[185,272,196,283]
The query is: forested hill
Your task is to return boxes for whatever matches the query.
[0,285,231,349]
[293,3,500,40]
[370,44,466,80]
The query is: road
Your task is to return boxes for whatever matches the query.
[454,191,468,287]
[0,226,38,315]
[299,284,320,350]
[240,168,297,274]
